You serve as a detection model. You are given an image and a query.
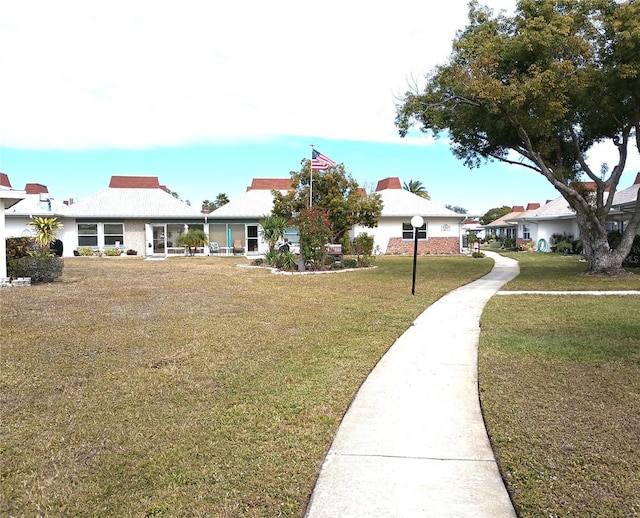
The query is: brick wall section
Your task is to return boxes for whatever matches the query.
[386,237,460,255]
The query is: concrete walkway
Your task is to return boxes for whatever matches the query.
[305,252,519,518]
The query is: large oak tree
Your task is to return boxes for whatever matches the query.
[396,0,640,275]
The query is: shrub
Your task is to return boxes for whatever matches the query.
[77,247,95,256]
[8,256,63,283]
[342,258,357,269]
[471,251,486,258]
[353,232,375,267]
[277,251,298,271]
[6,237,37,261]
[556,241,572,254]
[104,248,122,256]
[252,258,265,266]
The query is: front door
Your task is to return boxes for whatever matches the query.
[247,225,259,253]
[152,225,166,254]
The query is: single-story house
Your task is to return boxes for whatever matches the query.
[207,178,294,256]
[5,174,472,259]
[496,173,639,250]
[6,175,208,257]
[351,177,466,254]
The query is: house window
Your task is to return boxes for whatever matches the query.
[78,223,98,247]
[523,225,531,240]
[104,223,124,246]
[402,222,427,240]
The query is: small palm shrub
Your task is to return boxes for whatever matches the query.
[104,248,122,256]
[78,247,95,256]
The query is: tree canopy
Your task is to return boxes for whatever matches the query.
[272,160,383,244]
[402,179,430,199]
[480,205,513,226]
[396,0,640,274]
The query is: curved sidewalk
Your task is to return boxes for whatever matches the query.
[305,252,519,517]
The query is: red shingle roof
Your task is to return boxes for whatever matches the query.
[375,177,402,191]
[109,175,161,189]
[25,183,49,195]
[247,178,292,191]
[526,203,540,210]
[511,205,525,212]
[0,173,11,188]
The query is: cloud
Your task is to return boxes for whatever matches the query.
[8,0,635,197]
[1,0,522,149]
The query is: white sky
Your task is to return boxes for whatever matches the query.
[0,0,519,149]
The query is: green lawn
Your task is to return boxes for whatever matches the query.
[1,255,492,517]
[479,252,640,517]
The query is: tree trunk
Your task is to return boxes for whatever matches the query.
[580,220,636,276]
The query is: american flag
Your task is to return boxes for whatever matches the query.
[311,149,336,170]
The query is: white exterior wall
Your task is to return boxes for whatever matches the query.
[353,216,463,254]
[524,219,580,250]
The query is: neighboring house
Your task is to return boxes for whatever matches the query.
[0,173,27,278]
[484,204,530,242]
[352,177,465,254]
[501,173,639,251]
[609,172,640,233]
[5,182,68,237]
[6,175,207,257]
[207,178,293,256]
[58,176,206,257]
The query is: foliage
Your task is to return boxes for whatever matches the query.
[259,215,288,252]
[396,0,640,275]
[28,216,63,255]
[471,251,486,258]
[8,256,63,283]
[77,247,95,256]
[104,248,122,256]
[402,179,430,199]
[480,206,512,226]
[272,160,382,244]
[352,232,375,267]
[294,208,333,270]
[5,237,37,261]
[342,258,358,268]
[445,204,468,214]
[202,193,230,212]
[175,229,208,256]
[550,232,575,253]
[275,250,298,271]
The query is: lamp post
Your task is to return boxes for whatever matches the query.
[411,215,424,296]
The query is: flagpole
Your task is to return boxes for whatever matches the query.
[310,144,314,208]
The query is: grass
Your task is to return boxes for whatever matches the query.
[498,251,640,290]
[479,253,640,517]
[1,255,492,517]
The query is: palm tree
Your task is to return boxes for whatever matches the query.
[215,193,230,208]
[402,180,430,200]
[28,216,63,255]
[259,215,288,252]
[176,229,209,256]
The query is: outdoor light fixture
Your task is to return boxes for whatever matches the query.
[411,215,424,296]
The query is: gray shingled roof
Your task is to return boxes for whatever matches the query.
[375,188,463,218]
[208,189,284,219]
[59,188,202,218]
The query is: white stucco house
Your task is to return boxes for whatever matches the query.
[5,174,472,260]
[491,173,640,251]
[352,177,465,254]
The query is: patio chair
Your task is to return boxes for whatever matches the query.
[232,239,244,255]
[209,242,220,255]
